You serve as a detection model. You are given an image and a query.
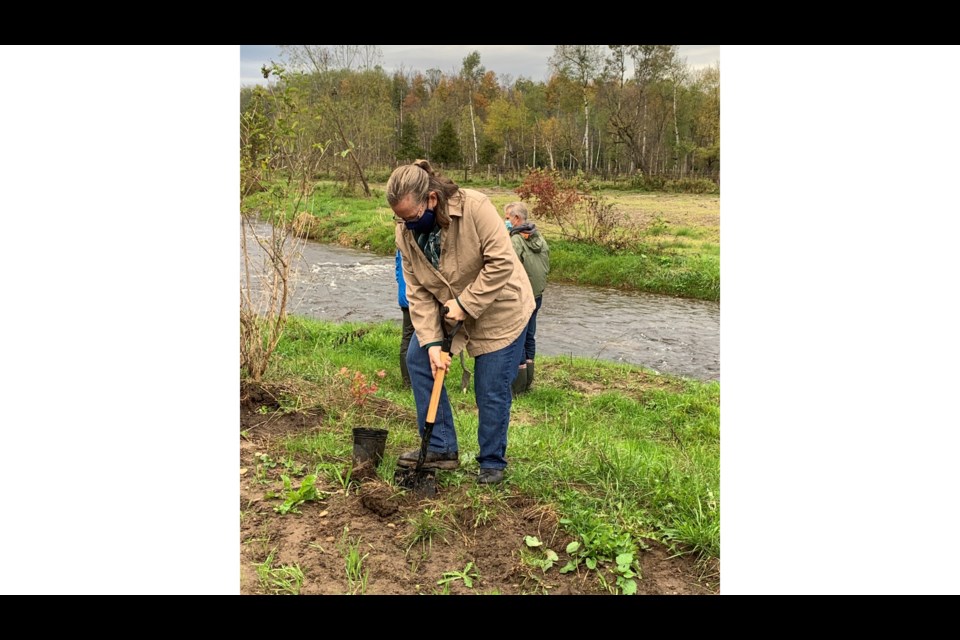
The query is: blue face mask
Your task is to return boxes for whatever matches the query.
[505,219,513,230]
[405,208,436,232]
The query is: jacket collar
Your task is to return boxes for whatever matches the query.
[446,189,464,218]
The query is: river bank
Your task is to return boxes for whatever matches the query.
[240,182,720,301]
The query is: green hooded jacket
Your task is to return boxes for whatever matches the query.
[510,227,550,297]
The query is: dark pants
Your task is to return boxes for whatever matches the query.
[523,295,543,361]
[407,330,525,469]
[399,306,415,387]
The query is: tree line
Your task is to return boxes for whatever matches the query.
[240,45,719,189]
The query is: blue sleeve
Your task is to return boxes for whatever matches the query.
[396,250,408,308]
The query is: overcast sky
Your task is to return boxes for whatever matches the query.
[240,44,719,87]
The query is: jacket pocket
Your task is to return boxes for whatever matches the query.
[494,284,519,301]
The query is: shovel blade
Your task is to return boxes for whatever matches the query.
[394,467,437,498]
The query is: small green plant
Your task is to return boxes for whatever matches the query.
[255,548,305,595]
[405,507,449,554]
[437,562,479,589]
[254,452,277,484]
[521,536,560,572]
[613,552,638,595]
[256,453,275,465]
[558,528,641,595]
[257,405,270,415]
[274,474,323,515]
[338,527,370,595]
[280,456,307,476]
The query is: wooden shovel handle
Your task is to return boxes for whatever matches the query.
[425,351,451,423]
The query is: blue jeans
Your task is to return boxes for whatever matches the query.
[406,330,526,470]
[524,295,543,361]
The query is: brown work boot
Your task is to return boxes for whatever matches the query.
[396,448,460,469]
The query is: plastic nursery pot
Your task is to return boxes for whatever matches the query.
[352,427,388,468]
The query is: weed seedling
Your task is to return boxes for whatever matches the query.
[437,562,479,589]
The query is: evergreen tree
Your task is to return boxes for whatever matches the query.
[430,120,462,166]
[397,118,424,162]
[478,138,500,165]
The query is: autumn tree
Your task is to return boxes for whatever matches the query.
[279,44,382,196]
[690,64,720,175]
[549,45,603,172]
[602,45,681,176]
[460,51,485,166]
[242,46,719,186]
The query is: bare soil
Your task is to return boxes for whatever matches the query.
[240,388,718,595]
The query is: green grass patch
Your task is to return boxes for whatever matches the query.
[242,181,397,254]
[255,548,305,595]
[550,239,720,301]
[251,316,720,567]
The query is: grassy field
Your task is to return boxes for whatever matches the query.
[250,316,720,573]
[241,182,720,301]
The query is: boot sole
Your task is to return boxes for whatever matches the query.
[396,458,460,470]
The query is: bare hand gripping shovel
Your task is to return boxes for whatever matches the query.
[396,306,462,498]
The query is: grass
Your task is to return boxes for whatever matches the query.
[548,238,719,301]
[465,485,504,528]
[255,316,720,567]
[405,507,452,555]
[241,182,720,301]
[285,431,350,460]
[318,462,355,493]
[338,527,370,595]
[255,548,305,595]
[242,181,397,254]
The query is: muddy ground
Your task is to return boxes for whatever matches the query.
[240,392,718,595]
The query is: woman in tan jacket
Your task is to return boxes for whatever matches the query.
[387,160,534,484]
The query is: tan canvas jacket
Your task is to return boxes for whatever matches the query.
[396,188,535,357]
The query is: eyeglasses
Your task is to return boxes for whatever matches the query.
[393,198,428,224]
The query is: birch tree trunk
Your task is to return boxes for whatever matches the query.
[583,101,590,171]
[470,101,478,165]
[673,82,680,173]
[642,99,647,173]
